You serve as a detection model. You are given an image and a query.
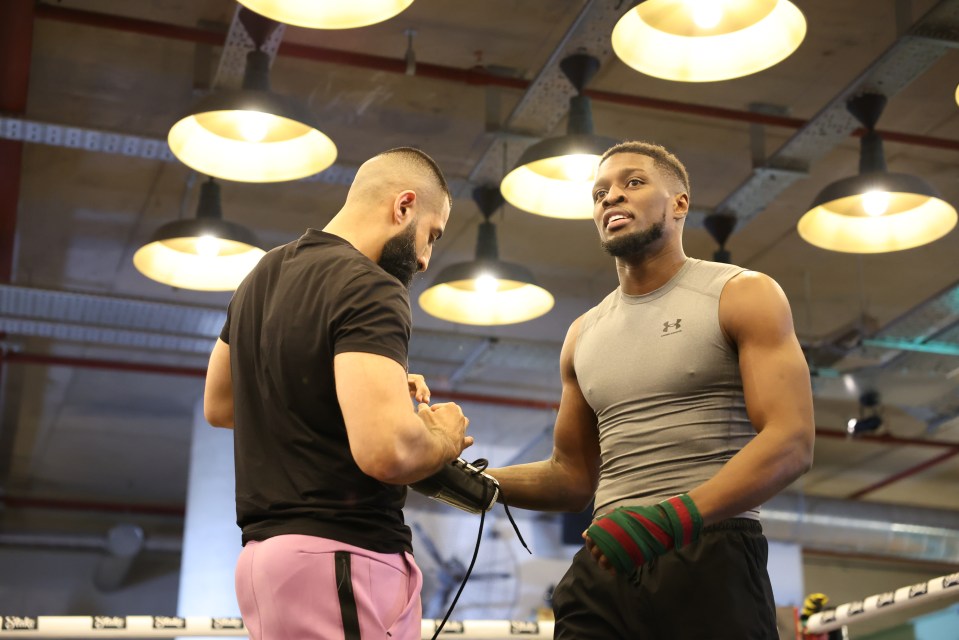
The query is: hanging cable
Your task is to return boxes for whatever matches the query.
[429,458,530,639]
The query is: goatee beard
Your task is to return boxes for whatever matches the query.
[378,221,418,289]
[602,213,666,259]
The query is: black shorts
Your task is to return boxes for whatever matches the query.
[553,518,778,640]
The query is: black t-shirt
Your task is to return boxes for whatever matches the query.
[220,229,413,553]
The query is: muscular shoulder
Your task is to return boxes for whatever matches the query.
[719,271,794,345]
[560,313,588,381]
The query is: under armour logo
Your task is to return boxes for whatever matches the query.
[663,319,682,333]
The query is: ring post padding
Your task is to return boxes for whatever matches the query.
[805,571,959,633]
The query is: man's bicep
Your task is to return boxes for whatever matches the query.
[725,274,814,434]
[334,351,414,439]
[552,318,601,486]
[204,338,234,427]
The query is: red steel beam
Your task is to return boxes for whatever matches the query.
[1,494,185,517]
[7,350,959,452]
[846,448,959,500]
[6,351,958,500]
[34,3,959,153]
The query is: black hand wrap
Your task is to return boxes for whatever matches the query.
[409,458,499,514]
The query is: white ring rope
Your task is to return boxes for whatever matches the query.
[7,572,956,640]
[0,616,555,639]
[805,571,959,633]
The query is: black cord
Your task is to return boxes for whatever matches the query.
[473,458,531,555]
[428,458,530,639]
[429,462,488,640]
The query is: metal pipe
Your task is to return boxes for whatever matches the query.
[33,4,959,153]
[763,493,959,564]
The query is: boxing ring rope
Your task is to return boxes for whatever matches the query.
[805,571,959,634]
[4,572,956,639]
[0,616,555,639]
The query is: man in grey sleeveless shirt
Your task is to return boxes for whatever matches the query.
[488,141,815,639]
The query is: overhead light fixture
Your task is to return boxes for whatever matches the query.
[419,186,554,325]
[500,53,618,219]
[134,178,266,291]
[798,93,957,253]
[237,0,414,29]
[611,0,806,82]
[168,10,336,183]
[846,391,883,436]
[703,212,737,263]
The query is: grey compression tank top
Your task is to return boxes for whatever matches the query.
[574,258,758,519]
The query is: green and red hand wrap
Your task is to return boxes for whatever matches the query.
[586,493,703,577]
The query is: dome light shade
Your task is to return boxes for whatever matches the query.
[612,0,806,82]
[798,173,957,253]
[419,187,554,325]
[237,0,415,29]
[134,179,266,291]
[500,133,615,219]
[798,93,957,253]
[168,50,336,183]
[418,256,555,326]
[501,53,618,219]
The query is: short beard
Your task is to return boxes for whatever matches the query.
[378,220,418,289]
[601,213,666,259]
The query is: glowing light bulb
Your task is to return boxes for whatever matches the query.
[236,111,272,142]
[560,154,599,181]
[474,274,499,295]
[862,190,890,217]
[847,418,857,435]
[688,0,723,29]
[195,235,221,257]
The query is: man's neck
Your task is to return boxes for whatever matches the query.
[615,246,688,296]
[323,208,385,263]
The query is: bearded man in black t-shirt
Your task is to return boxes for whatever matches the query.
[204,147,472,640]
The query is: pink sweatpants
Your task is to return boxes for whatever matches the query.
[235,534,423,640]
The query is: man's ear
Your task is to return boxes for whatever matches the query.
[393,190,417,225]
[672,192,689,220]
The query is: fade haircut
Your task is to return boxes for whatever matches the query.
[601,141,690,199]
[376,147,452,208]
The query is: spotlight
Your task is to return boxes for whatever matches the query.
[846,415,882,436]
[846,391,883,436]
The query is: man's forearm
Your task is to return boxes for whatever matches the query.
[688,423,813,526]
[488,459,594,513]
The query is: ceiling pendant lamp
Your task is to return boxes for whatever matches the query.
[168,10,336,183]
[500,53,619,220]
[419,187,554,326]
[612,0,806,82]
[797,93,957,254]
[237,0,415,29]
[134,178,266,291]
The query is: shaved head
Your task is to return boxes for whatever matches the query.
[348,147,451,211]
